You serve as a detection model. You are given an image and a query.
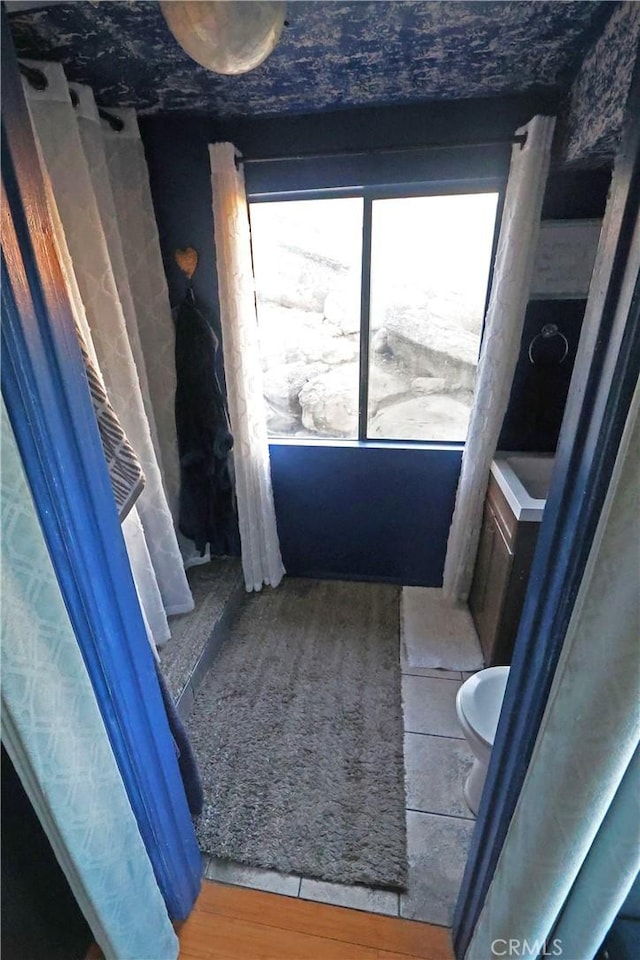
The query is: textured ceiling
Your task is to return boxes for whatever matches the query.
[9,1,612,117]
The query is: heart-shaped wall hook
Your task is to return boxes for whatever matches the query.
[174,246,199,279]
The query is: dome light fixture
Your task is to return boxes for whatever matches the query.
[160,0,287,76]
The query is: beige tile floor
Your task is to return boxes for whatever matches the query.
[202,660,478,927]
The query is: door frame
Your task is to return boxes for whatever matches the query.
[1,14,201,920]
[454,57,640,957]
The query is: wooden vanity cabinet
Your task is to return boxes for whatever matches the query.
[469,474,541,666]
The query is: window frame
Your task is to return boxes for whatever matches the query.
[249,177,505,445]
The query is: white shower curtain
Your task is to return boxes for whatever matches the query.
[100,103,206,570]
[23,62,193,645]
[209,142,285,592]
[100,103,181,522]
[443,115,556,605]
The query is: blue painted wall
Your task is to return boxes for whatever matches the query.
[139,95,608,584]
[499,167,611,453]
[269,442,463,584]
[141,114,221,328]
[499,300,587,453]
[140,95,551,311]
[141,99,514,584]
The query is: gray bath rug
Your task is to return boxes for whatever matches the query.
[401,586,484,671]
[187,578,408,890]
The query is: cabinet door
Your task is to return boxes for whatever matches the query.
[469,504,514,665]
[469,504,494,627]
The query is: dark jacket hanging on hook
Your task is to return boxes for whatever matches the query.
[174,288,239,556]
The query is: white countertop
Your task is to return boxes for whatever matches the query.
[490,453,555,522]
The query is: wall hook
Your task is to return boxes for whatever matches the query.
[174,247,199,280]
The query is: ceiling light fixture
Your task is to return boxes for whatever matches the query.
[160,0,287,76]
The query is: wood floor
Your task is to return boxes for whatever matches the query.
[178,880,454,959]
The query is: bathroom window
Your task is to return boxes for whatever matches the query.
[249,189,499,442]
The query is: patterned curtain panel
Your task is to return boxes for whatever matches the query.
[209,142,285,592]
[100,104,181,522]
[22,61,193,646]
[551,744,639,959]
[75,320,145,522]
[0,401,179,960]
[466,379,640,959]
[443,115,555,604]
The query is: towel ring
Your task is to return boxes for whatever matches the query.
[528,323,569,365]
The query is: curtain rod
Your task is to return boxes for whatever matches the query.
[236,133,527,167]
[19,62,124,132]
[17,61,525,152]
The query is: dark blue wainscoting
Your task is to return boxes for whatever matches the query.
[269,442,462,585]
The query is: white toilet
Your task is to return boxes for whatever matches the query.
[455,666,510,815]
